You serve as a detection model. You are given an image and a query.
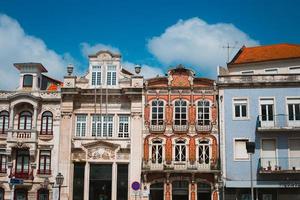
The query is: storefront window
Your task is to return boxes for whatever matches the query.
[89,164,112,200]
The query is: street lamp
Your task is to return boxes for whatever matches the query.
[56,173,64,200]
[246,141,255,200]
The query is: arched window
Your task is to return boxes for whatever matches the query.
[151,140,163,164]
[41,111,53,135]
[19,111,32,130]
[0,111,9,134]
[151,100,164,125]
[23,74,33,87]
[175,140,186,162]
[37,189,49,200]
[198,140,210,166]
[197,100,210,126]
[174,100,187,125]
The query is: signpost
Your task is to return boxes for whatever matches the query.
[10,178,24,200]
[131,181,140,200]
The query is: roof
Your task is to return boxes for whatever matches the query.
[88,50,121,58]
[229,43,300,66]
[14,63,48,72]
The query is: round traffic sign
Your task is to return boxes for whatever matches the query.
[131,181,140,191]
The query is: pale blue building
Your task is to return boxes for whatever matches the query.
[218,44,300,200]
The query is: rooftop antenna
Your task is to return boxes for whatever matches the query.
[222,42,238,63]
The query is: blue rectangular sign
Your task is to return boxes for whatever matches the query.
[10,178,24,185]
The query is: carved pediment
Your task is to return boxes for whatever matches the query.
[82,140,120,161]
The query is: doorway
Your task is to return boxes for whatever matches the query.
[172,181,189,200]
[149,182,164,200]
[197,182,211,200]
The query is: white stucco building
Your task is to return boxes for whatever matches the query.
[0,63,62,200]
[59,50,143,200]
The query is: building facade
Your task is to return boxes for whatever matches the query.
[0,63,62,200]
[59,51,143,200]
[142,66,221,200]
[218,44,300,200]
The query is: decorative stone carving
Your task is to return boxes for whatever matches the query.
[87,147,115,160]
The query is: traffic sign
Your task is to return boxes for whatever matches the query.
[10,178,24,185]
[131,181,140,191]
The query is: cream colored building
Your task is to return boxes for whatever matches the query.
[0,63,62,200]
[59,50,143,200]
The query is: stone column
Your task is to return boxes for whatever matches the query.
[111,162,117,200]
[9,106,14,128]
[84,162,90,200]
[190,182,196,200]
[33,106,38,129]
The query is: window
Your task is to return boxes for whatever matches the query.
[91,115,113,137]
[198,140,210,165]
[107,65,117,86]
[41,111,53,135]
[289,66,300,73]
[241,70,254,75]
[0,152,7,173]
[197,100,210,126]
[19,111,32,130]
[151,100,164,125]
[175,140,186,162]
[91,65,101,86]
[234,139,249,160]
[151,140,163,164]
[23,75,33,87]
[37,189,49,200]
[76,115,87,137]
[0,111,9,134]
[16,150,30,177]
[118,115,129,138]
[287,98,300,121]
[233,99,248,119]
[0,188,4,200]
[38,150,51,175]
[260,98,274,127]
[174,100,187,125]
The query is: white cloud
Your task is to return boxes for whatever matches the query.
[147,17,259,77]
[122,61,164,79]
[0,14,73,90]
[80,42,120,57]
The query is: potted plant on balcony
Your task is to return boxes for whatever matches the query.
[267,161,272,171]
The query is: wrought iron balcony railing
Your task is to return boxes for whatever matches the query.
[142,160,213,171]
[149,122,166,133]
[172,121,189,132]
[259,157,300,173]
[257,114,300,131]
[195,122,212,133]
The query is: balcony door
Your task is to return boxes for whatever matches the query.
[261,139,277,170]
[198,141,210,169]
[14,189,27,200]
[172,181,189,200]
[287,99,300,127]
[260,99,274,128]
[15,149,30,178]
[289,139,300,170]
[151,141,163,164]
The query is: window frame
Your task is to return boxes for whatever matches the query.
[41,111,53,135]
[18,111,32,130]
[118,115,130,138]
[75,114,87,137]
[38,150,51,175]
[23,74,33,88]
[173,100,188,126]
[286,97,300,121]
[15,149,30,176]
[232,98,249,120]
[197,140,211,165]
[151,140,163,164]
[150,100,165,126]
[37,189,49,200]
[91,65,102,87]
[233,138,250,161]
[0,111,9,134]
[106,65,117,86]
[0,153,7,173]
[174,140,187,162]
[196,100,211,126]
[91,114,114,138]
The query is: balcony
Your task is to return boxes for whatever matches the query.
[259,157,300,174]
[142,160,213,172]
[257,114,300,132]
[37,169,52,175]
[195,123,212,133]
[149,122,166,133]
[172,122,189,133]
[7,130,37,143]
[10,169,34,180]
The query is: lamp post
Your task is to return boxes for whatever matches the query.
[246,141,255,200]
[56,173,64,200]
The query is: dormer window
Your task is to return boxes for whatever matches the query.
[23,75,33,87]
[91,65,101,86]
[107,65,117,86]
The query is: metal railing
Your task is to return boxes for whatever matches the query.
[142,160,212,171]
[172,122,189,132]
[257,114,300,130]
[195,123,212,132]
[259,157,300,172]
[149,122,166,133]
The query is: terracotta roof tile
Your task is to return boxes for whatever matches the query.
[229,43,300,65]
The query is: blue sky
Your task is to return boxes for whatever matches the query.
[0,0,300,88]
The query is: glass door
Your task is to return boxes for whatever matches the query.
[260,99,274,128]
